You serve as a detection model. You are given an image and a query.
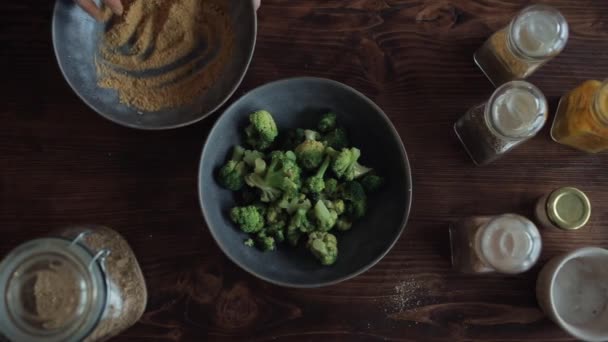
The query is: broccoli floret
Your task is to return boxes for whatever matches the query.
[318,112,337,133]
[323,128,349,150]
[324,178,339,198]
[332,148,372,181]
[245,151,302,202]
[278,193,312,214]
[217,146,247,191]
[267,222,286,243]
[304,155,331,194]
[281,128,306,151]
[312,200,338,232]
[339,181,367,219]
[244,238,255,247]
[332,199,345,215]
[243,149,265,167]
[230,206,264,233]
[256,231,276,251]
[252,158,267,174]
[361,174,384,193]
[336,218,353,231]
[287,207,314,246]
[295,130,326,170]
[307,232,338,266]
[245,110,278,150]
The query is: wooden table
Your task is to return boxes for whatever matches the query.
[2,1,607,341]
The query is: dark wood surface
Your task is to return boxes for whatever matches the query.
[1,0,608,341]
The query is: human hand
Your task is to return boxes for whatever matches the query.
[76,0,260,21]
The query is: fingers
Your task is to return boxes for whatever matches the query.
[75,0,104,21]
[104,0,124,16]
[253,0,260,10]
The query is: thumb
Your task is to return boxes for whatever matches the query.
[104,0,124,16]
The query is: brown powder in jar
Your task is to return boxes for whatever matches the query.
[34,266,81,329]
[96,0,235,112]
[82,227,148,342]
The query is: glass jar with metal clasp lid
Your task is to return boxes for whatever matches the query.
[0,225,147,342]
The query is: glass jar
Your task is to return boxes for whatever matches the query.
[449,214,542,274]
[535,187,591,231]
[454,80,548,165]
[474,5,569,86]
[551,80,608,153]
[0,226,147,342]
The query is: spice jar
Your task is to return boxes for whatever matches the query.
[535,187,591,231]
[454,80,548,165]
[474,5,569,86]
[449,214,542,274]
[0,225,147,342]
[550,80,608,153]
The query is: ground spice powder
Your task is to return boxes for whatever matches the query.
[96,0,235,112]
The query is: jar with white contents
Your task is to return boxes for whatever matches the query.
[450,214,542,274]
[454,80,548,165]
[474,5,569,87]
[0,225,147,342]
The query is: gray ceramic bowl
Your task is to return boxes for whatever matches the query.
[199,77,412,288]
[52,0,256,130]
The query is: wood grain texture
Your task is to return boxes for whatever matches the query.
[1,0,608,341]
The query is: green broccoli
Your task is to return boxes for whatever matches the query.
[318,112,337,133]
[242,149,265,167]
[278,193,312,214]
[323,128,349,150]
[335,218,352,231]
[332,148,372,181]
[295,130,326,170]
[218,146,247,191]
[324,178,339,198]
[287,206,314,246]
[267,222,286,243]
[230,206,265,233]
[281,128,306,151]
[245,151,302,202]
[307,232,338,266]
[312,200,338,232]
[339,181,367,219]
[304,155,331,194]
[244,238,255,247]
[332,199,345,215]
[256,231,276,251]
[245,110,278,150]
[360,174,384,193]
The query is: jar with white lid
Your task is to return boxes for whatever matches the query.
[454,80,548,165]
[449,214,542,274]
[474,5,569,86]
[0,225,147,342]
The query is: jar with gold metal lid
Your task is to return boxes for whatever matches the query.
[535,187,591,231]
[551,80,608,153]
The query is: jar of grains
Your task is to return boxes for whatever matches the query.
[474,5,569,87]
[0,225,147,342]
[449,214,542,274]
[551,80,608,153]
[454,80,548,165]
[535,187,591,231]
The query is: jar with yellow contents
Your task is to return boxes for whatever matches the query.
[551,80,608,153]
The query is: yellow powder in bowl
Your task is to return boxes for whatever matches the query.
[96,0,235,112]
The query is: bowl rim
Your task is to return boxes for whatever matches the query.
[547,247,608,342]
[198,76,413,288]
[51,0,257,131]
